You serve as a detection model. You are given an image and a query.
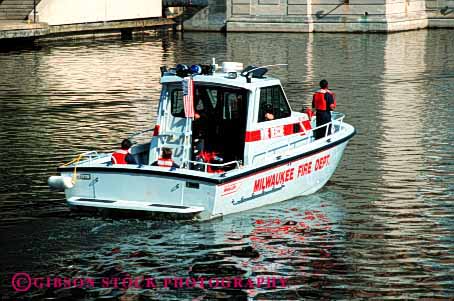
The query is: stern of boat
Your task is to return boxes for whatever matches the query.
[64,170,216,219]
[49,151,218,220]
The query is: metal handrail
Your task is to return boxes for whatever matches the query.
[61,150,102,185]
[157,131,190,137]
[62,151,100,166]
[252,113,346,164]
[128,128,155,139]
[311,113,345,137]
[183,160,240,172]
[80,151,99,161]
[300,113,345,138]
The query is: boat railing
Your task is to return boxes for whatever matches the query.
[297,111,345,139]
[182,160,241,173]
[81,150,101,161]
[62,151,103,166]
[61,151,107,183]
[128,127,155,139]
[252,112,346,164]
[316,112,345,137]
[156,131,189,137]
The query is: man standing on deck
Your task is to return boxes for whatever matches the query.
[312,79,336,140]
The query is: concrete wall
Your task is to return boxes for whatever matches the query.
[224,0,453,32]
[426,0,454,27]
[34,0,162,26]
[20,0,454,32]
[0,0,35,20]
[184,0,226,31]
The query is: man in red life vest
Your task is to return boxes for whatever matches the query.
[111,139,137,165]
[152,147,180,169]
[312,79,336,140]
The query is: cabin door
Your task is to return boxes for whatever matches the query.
[191,85,248,165]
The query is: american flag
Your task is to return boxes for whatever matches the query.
[182,77,195,118]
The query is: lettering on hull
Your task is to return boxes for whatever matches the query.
[253,168,294,193]
[253,154,331,193]
[228,153,332,206]
[222,182,241,196]
[77,174,91,180]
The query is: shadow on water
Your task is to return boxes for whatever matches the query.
[0,39,41,53]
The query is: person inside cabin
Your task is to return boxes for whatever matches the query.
[263,103,275,121]
[152,147,180,169]
[192,94,210,139]
[192,110,208,155]
[312,79,336,140]
[111,138,137,165]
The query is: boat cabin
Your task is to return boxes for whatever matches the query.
[145,62,312,173]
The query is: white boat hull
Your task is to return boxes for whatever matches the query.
[58,131,353,220]
[214,141,348,219]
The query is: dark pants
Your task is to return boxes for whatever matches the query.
[314,111,332,140]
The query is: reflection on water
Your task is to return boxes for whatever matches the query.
[0,30,453,300]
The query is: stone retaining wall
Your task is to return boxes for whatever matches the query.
[217,0,454,32]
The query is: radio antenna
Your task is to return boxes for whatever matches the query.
[242,63,288,75]
[241,64,288,82]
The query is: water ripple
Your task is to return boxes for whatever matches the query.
[0,30,453,300]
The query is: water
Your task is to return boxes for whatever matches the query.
[0,30,453,300]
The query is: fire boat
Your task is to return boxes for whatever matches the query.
[48,61,356,220]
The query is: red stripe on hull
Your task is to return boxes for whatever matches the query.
[245,121,312,142]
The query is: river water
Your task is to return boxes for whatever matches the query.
[0,30,453,300]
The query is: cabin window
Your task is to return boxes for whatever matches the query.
[170,88,185,117]
[207,89,218,109]
[170,86,216,117]
[223,92,243,120]
[194,89,206,111]
[258,85,291,122]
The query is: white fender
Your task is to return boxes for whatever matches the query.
[48,176,74,190]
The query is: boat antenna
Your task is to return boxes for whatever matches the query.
[241,64,288,82]
[242,64,288,74]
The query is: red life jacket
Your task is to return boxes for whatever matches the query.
[197,151,223,173]
[305,107,314,119]
[157,158,174,167]
[313,89,336,111]
[111,149,128,164]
